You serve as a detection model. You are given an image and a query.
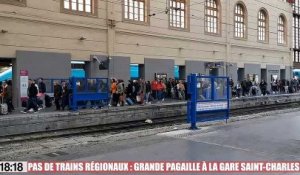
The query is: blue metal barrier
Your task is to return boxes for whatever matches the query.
[187,74,230,129]
[69,77,110,111]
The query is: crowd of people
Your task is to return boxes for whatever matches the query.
[230,78,300,98]
[109,78,187,107]
[2,76,300,114]
[21,78,69,113]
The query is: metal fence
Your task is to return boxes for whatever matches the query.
[187,74,230,129]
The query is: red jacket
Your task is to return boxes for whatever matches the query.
[151,80,158,91]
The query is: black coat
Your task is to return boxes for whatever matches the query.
[39,82,46,93]
[54,84,62,98]
[28,84,38,98]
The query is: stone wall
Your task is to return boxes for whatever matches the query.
[1,94,300,137]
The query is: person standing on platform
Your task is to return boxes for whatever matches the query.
[157,79,164,102]
[151,78,159,100]
[54,82,62,110]
[111,79,118,106]
[117,79,125,106]
[260,80,267,96]
[61,81,69,110]
[145,81,152,104]
[3,80,13,113]
[38,78,46,108]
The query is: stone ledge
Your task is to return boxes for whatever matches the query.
[0,94,300,137]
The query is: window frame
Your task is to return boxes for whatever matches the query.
[257,8,269,43]
[278,14,287,45]
[0,0,26,6]
[168,0,190,31]
[61,0,98,17]
[233,2,247,39]
[204,0,221,36]
[122,0,150,25]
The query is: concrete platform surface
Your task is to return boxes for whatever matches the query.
[3,109,300,175]
[1,93,300,137]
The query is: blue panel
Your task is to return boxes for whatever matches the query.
[130,64,139,79]
[0,68,12,81]
[174,66,179,79]
[71,69,85,78]
[0,68,85,82]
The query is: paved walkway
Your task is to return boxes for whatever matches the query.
[3,109,300,174]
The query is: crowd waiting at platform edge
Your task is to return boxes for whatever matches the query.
[2,76,300,114]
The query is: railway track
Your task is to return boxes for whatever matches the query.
[0,102,299,144]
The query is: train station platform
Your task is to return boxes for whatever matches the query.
[1,94,300,138]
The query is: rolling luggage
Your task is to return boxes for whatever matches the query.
[45,94,52,108]
[0,98,8,115]
[126,98,134,106]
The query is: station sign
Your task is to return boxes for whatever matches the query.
[20,70,28,99]
[196,101,228,112]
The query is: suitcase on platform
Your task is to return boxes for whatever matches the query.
[0,98,8,115]
[45,94,52,108]
[126,98,134,106]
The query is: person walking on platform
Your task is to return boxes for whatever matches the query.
[21,79,39,113]
[54,82,62,110]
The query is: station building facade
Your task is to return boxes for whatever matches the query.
[0,0,293,106]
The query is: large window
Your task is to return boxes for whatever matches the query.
[169,0,188,29]
[205,0,220,34]
[278,15,286,44]
[62,0,96,15]
[234,3,247,38]
[0,0,26,6]
[258,9,268,42]
[293,0,300,63]
[124,0,148,23]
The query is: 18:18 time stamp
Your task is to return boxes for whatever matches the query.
[0,162,27,173]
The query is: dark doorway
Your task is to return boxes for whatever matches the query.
[209,68,218,76]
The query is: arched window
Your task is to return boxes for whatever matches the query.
[278,15,286,44]
[169,0,188,29]
[234,3,247,38]
[258,9,268,42]
[124,0,149,23]
[63,0,96,15]
[205,0,220,34]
